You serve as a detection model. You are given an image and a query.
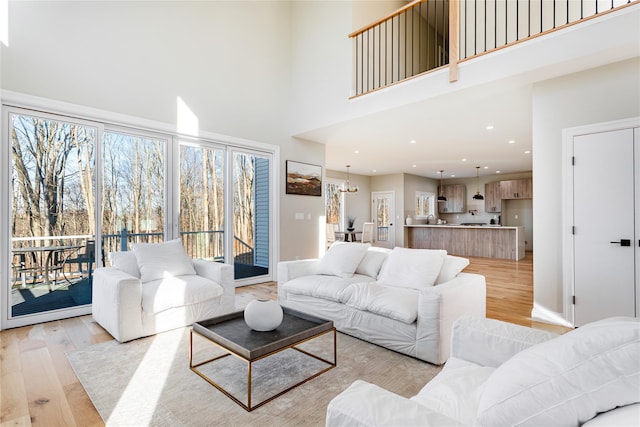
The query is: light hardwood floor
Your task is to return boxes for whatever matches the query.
[0,252,569,426]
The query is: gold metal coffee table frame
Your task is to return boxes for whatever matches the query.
[189,308,337,412]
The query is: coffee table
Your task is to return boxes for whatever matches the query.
[189,306,336,411]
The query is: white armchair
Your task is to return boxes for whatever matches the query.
[92,240,235,342]
[327,315,640,426]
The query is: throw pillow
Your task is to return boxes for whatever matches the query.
[109,251,140,278]
[317,242,370,278]
[476,317,640,427]
[377,247,446,290]
[435,255,470,285]
[355,247,391,278]
[131,239,196,283]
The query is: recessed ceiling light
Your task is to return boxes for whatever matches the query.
[496,170,501,174]
[484,166,489,169]
[508,140,515,144]
[461,158,468,162]
[372,169,377,173]
[450,174,456,178]
[412,164,417,168]
[410,140,416,144]
[524,150,531,154]
[486,125,494,130]
[354,150,360,154]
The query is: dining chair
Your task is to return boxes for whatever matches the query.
[361,222,374,244]
[63,240,96,283]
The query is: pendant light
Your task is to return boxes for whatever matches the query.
[472,166,484,200]
[437,170,447,202]
[339,165,358,193]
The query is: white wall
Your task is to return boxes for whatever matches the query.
[1,1,326,263]
[532,57,640,321]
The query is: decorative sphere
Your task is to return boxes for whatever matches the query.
[244,299,283,331]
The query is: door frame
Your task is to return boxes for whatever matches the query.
[371,190,395,249]
[561,116,640,327]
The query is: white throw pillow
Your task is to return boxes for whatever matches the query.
[317,242,370,278]
[435,255,470,285]
[131,239,196,283]
[109,251,140,278]
[476,317,640,427]
[377,247,446,290]
[355,247,391,278]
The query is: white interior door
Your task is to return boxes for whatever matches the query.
[573,129,636,326]
[371,191,395,249]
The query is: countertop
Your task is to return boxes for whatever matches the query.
[405,224,522,229]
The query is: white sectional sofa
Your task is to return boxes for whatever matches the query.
[278,243,486,365]
[327,315,640,427]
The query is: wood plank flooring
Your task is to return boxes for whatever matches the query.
[0,253,569,426]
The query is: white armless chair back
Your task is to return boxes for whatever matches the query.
[361,222,374,244]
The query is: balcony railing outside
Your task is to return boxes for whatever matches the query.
[351,0,636,97]
[11,230,254,287]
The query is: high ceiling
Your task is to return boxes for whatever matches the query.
[295,4,639,181]
[310,80,533,180]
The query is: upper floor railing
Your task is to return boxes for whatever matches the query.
[350,0,636,97]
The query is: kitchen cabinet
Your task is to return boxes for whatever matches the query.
[484,181,502,212]
[438,184,465,213]
[500,178,532,199]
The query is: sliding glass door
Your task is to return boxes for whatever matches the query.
[231,151,271,281]
[7,111,98,320]
[102,129,168,253]
[179,142,225,262]
[3,105,276,328]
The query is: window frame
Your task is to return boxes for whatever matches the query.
[1,92,279,329]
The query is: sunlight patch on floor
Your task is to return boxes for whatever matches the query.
[108,331,181,425]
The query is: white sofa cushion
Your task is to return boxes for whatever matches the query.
[377,247,446,290]
[132,239,196,283]
[318,242,370,278]
[141,274,223,315]
[435,255,469,285]
[340,282,419,324]
[355,247,391,278]
[109,251,140,278]
[411,357,495,425]
[476,317,640,427]
[283,274,375,302]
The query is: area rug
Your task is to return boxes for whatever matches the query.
[67,328,441,426]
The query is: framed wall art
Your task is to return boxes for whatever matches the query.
[286,160,322,196]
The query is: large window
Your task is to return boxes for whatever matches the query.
[325,179,345,231]
[9,112,98,318]
[2,103,275,328]
[179,143,225,262]
[103,130,167,252]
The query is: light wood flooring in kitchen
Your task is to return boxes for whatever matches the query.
[0,252,569,426]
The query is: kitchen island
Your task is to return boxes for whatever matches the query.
[406,224,526,260]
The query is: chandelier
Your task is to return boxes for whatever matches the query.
[339,165,358,193]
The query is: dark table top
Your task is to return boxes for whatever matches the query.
[192,307,333,360]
